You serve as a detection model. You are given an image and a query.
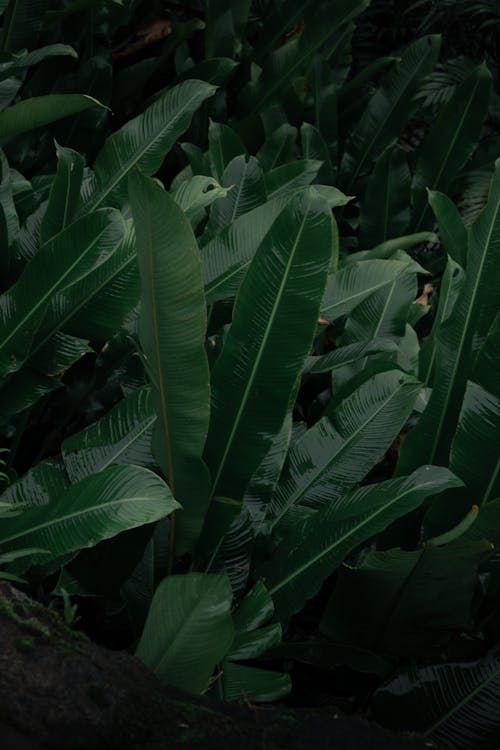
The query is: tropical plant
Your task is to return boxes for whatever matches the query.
[0,0,499,745]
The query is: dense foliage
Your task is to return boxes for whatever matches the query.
[0,1,499,747]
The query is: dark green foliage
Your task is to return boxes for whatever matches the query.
[0,0,499,743]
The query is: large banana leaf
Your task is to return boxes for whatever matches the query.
[204,155,266,238]
[261,466,461,624]
[0,465,179,573]
[320,259,418,322]
[237,0,369,117]
[397,162,500,472]
[371,658,500,750]
[0,0,45,52]
[0,94,104,146]
[359,146,411,248]
[84,80,216,212]
[172,175,228,220]
[40,143,84,243]
[129,171,211,554]
[256,123,297,172]
[340,35,441,192]
[62,387,156,483]
[320,540,492,658]
[411,64,492,231]
[303,339,398,375]
[135,572,233,693]
[0,149,18,278]
[208,119,246,180]
[428,189,468,268]
[0,208,124,377]
[419,255,465,386]
[450,381,500,505]
[204,188,333,499]
[269,370,421,524]
[0,44,77,82]
[264,159,322,200]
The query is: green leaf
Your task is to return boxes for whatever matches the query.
[0,95,104,147]
[0,208,124,377]
[0,457,69,507]
[208,120,246,181]
[0,465,179,573]
[450,381,500,505]
[232,579,275,632]
[85,80,216,212]
[301,123,334,185]
[204,188,333,499]
[62,387,156,482]
[172,175,229,220]
[0,149,18,277]
[340,35,440,192]
[397,162,500,471]
[359,146,411,248]
[136,572,233,693]
[269,370,421,523]
[262,466,462,624]
[303,339,398,375]
[0,44,77,81]
[428,189,468,268]
[40,143,84,243]
[411,64,492,231]
[205,155,266,238]
[419,255,465,386]
[372,658,500,750]
[202,192,304,305]
[343,232,437,265]
[129,171,211,553]
[321,540,492,658]
[220,662,291,703]
[237,0,369,117]
[320,259,418,322]
[264,159,322,199]
[256,123,297,172]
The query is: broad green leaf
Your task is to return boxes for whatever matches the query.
[264,159,322,199]
[0,465,178,573]
[233,579,275,632]
[397,162,500,471]
[0,44,77,81]
[227,623,282,662]
[0,367,60,424]
[321,540,491,658]
[340,35,440,192]
[205,155,266,238]
[0,94,104,146]
[450,381,500,505]
[372,659,500,750]
[33,218,137,344]
[303,339,398,375]
[0,457,69,507]
[208,120,246,180]
[220,662,291,702]
[135,572,234,693]
[320,259,418,322]
[269,370,421,524]
[419,255,465,386]
[251,0,313,65]
[411,64,492,231]
[176,58,238,87]
[84,80,216,212]
[62,387,156,482]
[237,0,369,117]
[301,123,334,185]
[172,175,228,220]
[0,208,124,376]
[204,188,333,499]
[129,172,211,553]
[359,146,411,248]
[428,189,468,268]
[256,123,297,172]
[40,143,84,244]
[312,57,338,179]
[202,194,292,305]
[262,466,462,623]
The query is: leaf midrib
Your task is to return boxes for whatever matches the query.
[211,199,312,493]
